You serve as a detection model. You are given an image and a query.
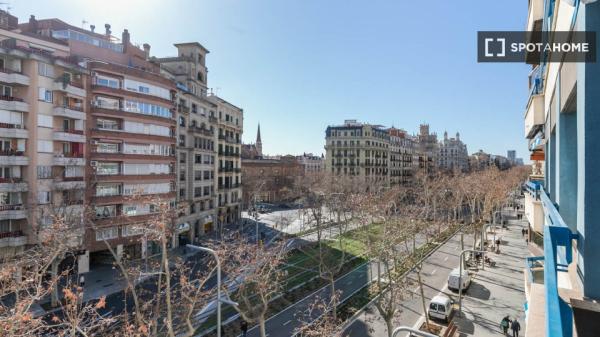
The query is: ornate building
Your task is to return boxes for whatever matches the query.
[438,131,469,172]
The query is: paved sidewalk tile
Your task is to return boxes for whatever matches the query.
[454,210,529,336]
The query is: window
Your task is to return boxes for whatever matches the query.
[138,86,149,93]
[37,191,51,204]
[97,142,120,153]
[94,96,120,109]
[38,63,54,77]
[96,118,119,130]
[97,162,120,175]
[37,140,53,153]
[37,166,52,179]
[95,75,120,89]
[122,225,143,237]
[0,85,12,97]
[38,87,53,103]
[123,100,172,118]
[65,166,84,178]
[96,183,121,197]
[95,226,118,240]
[37,114,53,128]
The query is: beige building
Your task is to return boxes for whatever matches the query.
[158,43,219,243]
[325,120,390,187]
[296,153,324,174]
[388,128,417,185]
[209,95,243,228]
[0,13,87,262]
[438,131,468,172]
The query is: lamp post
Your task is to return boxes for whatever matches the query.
[458,249,486,317]
[186,245,222,337]
[392,326,437,337]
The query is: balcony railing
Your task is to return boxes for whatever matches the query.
[0,122,24,129]
[0,177,23,183]
[0,230,24,239]
[56,128,84,135]
[0,149,24,156]
[0,95,24,102]
[0,204,24,211]
[524,187,578,337]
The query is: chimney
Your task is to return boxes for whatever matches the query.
[143,43,151,59]
[90,24,95,33]
[122,29,130,45]
[28,15,38,32]
[104,23,111,36]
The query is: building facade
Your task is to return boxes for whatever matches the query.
[296,153,324,174]
[438,131,468,172]
[325,120,390,187]
[388,127,416,185]
[241,155,303,207]
[522,1,600,336]
[416,124,438,173]
[0,13,88,262]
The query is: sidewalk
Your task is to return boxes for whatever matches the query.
[453,207,529,336]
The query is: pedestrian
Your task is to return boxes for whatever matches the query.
[79,274,85,288]
[521,228,525,237]
[511,318,521,337]
[500,316,510,335]
[240,320,248,337]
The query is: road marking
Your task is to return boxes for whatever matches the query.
[283,320,292,326]
[444,256,449,262]
[431,268,437,275]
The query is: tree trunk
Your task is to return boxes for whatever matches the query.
[330,277,337,321]
[386,318,394,337]
[162,237,175,337]
[417,268,430,330]
[259,318,267,337]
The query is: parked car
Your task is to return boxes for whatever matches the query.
[428,295,454,323]
[448,268,471,291]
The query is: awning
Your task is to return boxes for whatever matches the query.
[531,151,545,161]
[176,222,190,233]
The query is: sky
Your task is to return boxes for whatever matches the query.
[11,0,530,160]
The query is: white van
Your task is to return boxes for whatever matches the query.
[447,268,471,291]
[428,295,454,322]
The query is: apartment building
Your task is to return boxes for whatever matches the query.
[522,1,600,336]
[388,127,416,185]
[158,43,218,244]
[325,120,390,187]
[0,12,88,262]
[438,131,468,172]
[241,155,303,207]
[296,153,324,174]
[209,95,243,228]
[19,17,178,272]
[416,124,438,173]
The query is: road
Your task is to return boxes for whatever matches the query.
[343,231,471,337]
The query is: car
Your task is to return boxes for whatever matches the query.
[428,295,454,323]
[447,267,471,292]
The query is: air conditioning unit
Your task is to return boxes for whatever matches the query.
[90,161,98,167]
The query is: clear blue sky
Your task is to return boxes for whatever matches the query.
[11,0,530,160]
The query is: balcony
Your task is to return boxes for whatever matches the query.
[53,129,86,143]
[524,187,579,337]
[0,123,28,138]
[190,126,214,137]
[0,150,28,165]
[0,178,27,192]
[525,181,545,234]
[53,153,85,166]
[0,230,27,248]
[0,68,29,86]
[53,79,86,98]
[526,0,544,33]
[0,96,28,112]
[0,204,27,220]
[525,67,544,139]
[53,105,86,120]
[54,179,86,190]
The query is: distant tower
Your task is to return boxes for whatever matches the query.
[256,123,262,157]
[456,132,460,141]
[419,124,430,136]
[444,131,448,140]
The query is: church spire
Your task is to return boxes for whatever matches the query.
[256,123,262,143]
[256,123,262,157]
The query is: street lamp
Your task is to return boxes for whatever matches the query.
[186,244,223,337]
[458,249,486,317]
[392,326,437,337]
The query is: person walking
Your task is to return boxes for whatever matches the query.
[240,320,248,337]
[500,315,511,335]
[521,228,525,237]
[511,319,521,337]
